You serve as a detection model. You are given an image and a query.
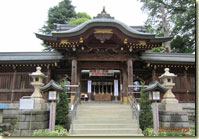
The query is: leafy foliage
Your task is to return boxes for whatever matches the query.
[171,35,194,53]
[139,0,195,53]
[0,124,3,136]
[33,126,68,136]
[158,131,189,136]
[147,46,165,53]
[190,125,195,136]
[143,128,156,136]
[68,12,91,25]
[33,129,59,136]
[55,125,65,132]
[55,77,69,128]
[139,82,153,130]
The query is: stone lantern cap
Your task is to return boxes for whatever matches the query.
[29,67,46,77]
[159,68,177,79]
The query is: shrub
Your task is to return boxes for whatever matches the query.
[56,77,69,128]
[139,82,153,130]
[55,125,64,132]
[0,125,2,136]
[33,127,68,136]
[143,128,155,136]
[142,128,155,136]
[158,131,188,136]
[33,129,59,136]
[190,126,195,136]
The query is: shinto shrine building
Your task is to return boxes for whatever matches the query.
[0,9,195,104]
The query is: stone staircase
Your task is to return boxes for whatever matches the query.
[69,103,143,136]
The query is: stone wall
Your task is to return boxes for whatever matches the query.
[157,103,195,125]
[2,108,18,132]
[181,103,195,127]
[12,110,49,136]
[159,111,190,128]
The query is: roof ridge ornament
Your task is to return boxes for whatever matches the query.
[94,6,114,19]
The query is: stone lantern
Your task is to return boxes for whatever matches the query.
[29,67,46,110]
[158,68,189,131]
[159,68,182,111]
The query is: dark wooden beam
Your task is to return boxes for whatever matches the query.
[68,54,131,61]
[78,61,124,69]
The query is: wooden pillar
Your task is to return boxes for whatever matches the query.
[184,68,190,102]
[77,68,81,103]
[77,68,81,85]
[152,65,157,81]
[120,70,122,103]
[71,59,77,103]
[11,66,17,102]
[122,66,128,103]
[46,65,51,83]
[127,59,133,92]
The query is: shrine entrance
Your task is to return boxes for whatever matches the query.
[80,69,121,101]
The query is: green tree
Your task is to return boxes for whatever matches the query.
[68,12,91,25]
[139,0,195,53]
[40,0,76,51]
[40,1,91,51]
[41,0,76,34]
[56,77,69,128]
[139,82,153,130]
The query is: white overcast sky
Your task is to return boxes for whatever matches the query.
[0,0,147,52]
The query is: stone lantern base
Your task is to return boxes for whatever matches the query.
[159,89,182,111]
[33,97,46,110]
[159,103,182,111]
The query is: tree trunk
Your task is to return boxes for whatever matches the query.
[160,3,171,53]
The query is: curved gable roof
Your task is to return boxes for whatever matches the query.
[36,18,172,42]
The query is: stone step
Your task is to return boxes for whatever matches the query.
[72,124,139,129]
[70,103,142,136]
[78,103,129,106]
[78,104,130,108]
[76,115,133,119]
[77,112,132,116]
[70,134,144,136]
[78,107,131,111]
[70,129,140,134]
[73,119,138,124]
[77,109,132,112]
